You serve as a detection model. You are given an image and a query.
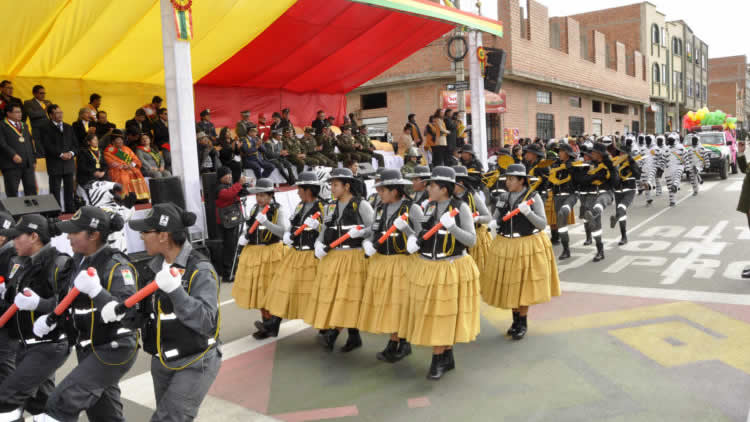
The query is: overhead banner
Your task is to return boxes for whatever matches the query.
[441,90,506,114]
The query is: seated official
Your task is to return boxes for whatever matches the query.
[134,133,170,178]
[103,131,150,201]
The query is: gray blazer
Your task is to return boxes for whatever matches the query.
[135,147,164,172]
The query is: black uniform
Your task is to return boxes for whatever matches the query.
[45,247,139,421]
[0,241,16,386]
[574,157,619,260]
[611,152,642,244]
[548,160,581,258]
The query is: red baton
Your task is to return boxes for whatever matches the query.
[329,225,362,249]
[422,208,460,240]
[0,289,32,328]
[116,267,180,314]
[248,205,270,235]
[502,199,535,222]
[294,212,321,236]
[378,213,409,244]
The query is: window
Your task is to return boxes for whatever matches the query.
[536,90,552,104]
[361,92,387,110]
[592,100,602,113]
[652,63,660,83]
[686,43,692,61]
[536,113,555,139]
[703,85,707,101]
[672,37,682,56]
[695,81,701,99]
[634,106,639,116]
[662,64,667,85]
[694,45,699,64]
[592,118,603,136]
[569,96,582,108]
[687,78,693,97]
[604,103,611,114]
[651,24,660,45]
[612,104,628,114]
[661,28,667,47]
[569,117,584,136]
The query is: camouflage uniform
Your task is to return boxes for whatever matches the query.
[299,133,323,167]
[317,133,339,165]
[336,132,360,163]
[282,133,305,173]
[355,131,385,167]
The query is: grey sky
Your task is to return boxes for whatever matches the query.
[544,0,749,59]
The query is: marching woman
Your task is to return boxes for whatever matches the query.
[481,164,560,341]
[232,179,288,339]
[0,212,16,387]
[128,204,221,421]
[405,165,431,208]
[262,172,325,336]
[358,169,423,363]
[305,168,374,352]
[403,166,481,380]
[452,166,492,272]
[37,207,138,421]
[0,215,73,421]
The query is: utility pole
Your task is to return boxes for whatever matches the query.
[455,0,466,125]
[468,1,488,167]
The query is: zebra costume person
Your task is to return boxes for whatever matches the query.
[609,138,641,245]
[665,133,686,207]
[684,134,707,196]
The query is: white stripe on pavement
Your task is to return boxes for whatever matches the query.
[561,281,750,306]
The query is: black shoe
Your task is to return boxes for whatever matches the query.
[506,311,520,336]
[318,329,340,351]
[512,316,527,340]
[442,349,455,372]
[426,354,445,380]
[390,339,412,362]
[646,199,653,206]
[558,248,571,260]
[253,330,270,340]
[742,269,750,279]
[618,236,628,246]
[340,328,362,353]
[262,316,282,337]
[583,235,593,246]
[550,230,560,245]
[609,215,617,229]
[376,340,399,362]
[669,201,676,207]
[593,242,605,262]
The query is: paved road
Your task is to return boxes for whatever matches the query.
[50,172,750,422]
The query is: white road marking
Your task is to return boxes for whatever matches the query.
[724,180,742,192]
[561,281,750,305]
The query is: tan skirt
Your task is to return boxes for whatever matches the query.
[303,249,368,329]
[469,226,492,273]
[357,254,412,334]
[480,231,561,309]
[232,242,284,310]
[401,255,481,347]
[546,193,575,225]
[264,249,317,320]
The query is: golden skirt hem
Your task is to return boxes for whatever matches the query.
[232,242,284,310]
[357,254,412,334]
[264,249,318,320]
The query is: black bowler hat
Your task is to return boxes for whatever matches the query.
[248,178,275,194]
[57,206,110,233]
[591,143,609,156]
[522,143,544,156]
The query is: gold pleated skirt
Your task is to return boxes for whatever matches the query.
[232,242,285,310]
[357,254,412,334]
[264,249,317,320]
[468,226,492,273]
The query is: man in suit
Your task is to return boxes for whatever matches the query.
[152,107,170,169]
[72,107,95,150]
[39,104,76,213]
[23,85,51,146]
[0,103,37,197]
[125,108,152,138]
[311,110,328,136]
[0,81,22,117]
[94,111,116,139]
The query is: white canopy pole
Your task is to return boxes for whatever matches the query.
[159,0,205,235]
[468,31,488,168]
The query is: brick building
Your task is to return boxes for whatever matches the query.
[708,55,750,130]
[347,0,649,146]
[666,20,709,126]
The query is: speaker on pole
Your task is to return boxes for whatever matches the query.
[0,195,61,218]
[484,47,507,93]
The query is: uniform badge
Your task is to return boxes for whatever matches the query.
[294,203,303,215]
[2,220,9,229]
[121,269,134,286]
[376,208,383,221]
[9,263,19,279]
[159,215,169,227]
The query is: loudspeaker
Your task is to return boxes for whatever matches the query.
[0,195,61,217]
[201,172,218,239]
[484,47,507,93]
[149,177,185,210]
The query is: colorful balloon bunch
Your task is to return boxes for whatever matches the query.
[682,107,737,130]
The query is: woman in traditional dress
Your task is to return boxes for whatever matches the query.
[358,169,423,363]
[232,179,288,339]
[305,168,374,352]
[403,166,481,380]
[76,133,108,187]
[480,164,561,341]
[134,133,170,178]
[452,165,492,273]
[103,132,150,200]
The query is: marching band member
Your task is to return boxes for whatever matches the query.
[577,141,596,246]
[665,133,686,207]
[609,138,642,246]
[548,144,581,260]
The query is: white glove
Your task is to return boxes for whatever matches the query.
[282,232,293,246]
[363,240,377,257]
[518,202,531,216]
[303,216,320,230]
[406,236,420,254]
[74,269,102,298]
[314,241,327,259]
[238,234,248,246]
[255,212,268,224]
[347,226,366,239]
[0,283,5,300]
[155,265,182,294]
[473,214,481,223]
[393,216,409,231]
[488,220,498,233]
[101,301,124,324]
[33,314,55,337]
[14,289,40,311]
[439,212,456,229]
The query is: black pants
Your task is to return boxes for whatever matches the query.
[431,146,448,167]
[267,159,295,184]
[219,225,240,279]
[245,158,274,180]
[46,337,137,422]
[2,167,36,197]
[49,173,75,213]
[0,330,15,387]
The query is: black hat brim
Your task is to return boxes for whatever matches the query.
[57,220,88,234]
[4,227,26,239]
[128,218,155,232]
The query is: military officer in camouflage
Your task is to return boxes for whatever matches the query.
[282,127,306,173]
[401,147,420,178]
[301,127,335,167]
[356,125,385,168]
[317,126,339,165]
[336,125,360,163]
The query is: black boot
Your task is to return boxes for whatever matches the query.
[618,221,628,245]
[341,328,362,352]
[389,338,412,362]
[558,231,571,260]
[609,214,617,229]
[318,328,340,351]
[376,340,399,362]
[260,316,282,337]
[253,317,270,339]
[593,237,605,262]
[512,316,527,340]
[506,311,520,336]
[426,353,445,380]
[550,229,560,245]
[583,226,593,246]
[442,348,455,372]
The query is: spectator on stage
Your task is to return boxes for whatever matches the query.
[236,110,256,138]
[77,133,108,187]
[0,80,22,115]
[280,108,295,135]
[407,113,423,147]
[125,125,141,148]
[135,133,170,178]
[397,124,414,157]
[23,85,51,142]
[241,127,274,180]
[218,127,242,183]
[326,116,336,127]
[85,93,101,121]
[95,110,116,140]
[39,104,77,213]
[432,110,449,166]
[142,95,163,122]
[0,103,37,197]
[125,108,152,137]
[261,129,296,185]
[196,109,217,142]
[312,110,328,136]
[349,112,360,135]
[72,107,95,149]
[270,112,282,132]
[104,131,150,201]
[153,107,171,169]
[257,113,271,141]
[197,131,221,174]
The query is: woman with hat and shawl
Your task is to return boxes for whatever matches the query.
[358,169,424,363]
[306,168,375,352]
[103,131,150,201]
[453,165,492,273]
[232,179,289,339]
[402,166,481,380]
[261,172,326,338]
[481,164,560,341]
